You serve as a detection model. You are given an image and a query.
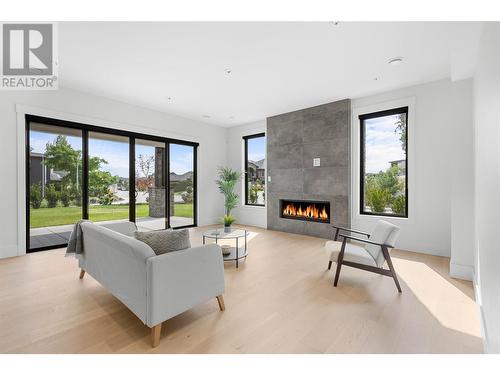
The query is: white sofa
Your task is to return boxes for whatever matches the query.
[77,221,225,347]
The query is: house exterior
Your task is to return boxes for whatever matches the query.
[248,159,265,181]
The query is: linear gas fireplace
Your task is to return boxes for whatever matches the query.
[280,199,330,223]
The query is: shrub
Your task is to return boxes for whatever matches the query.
[182,185,193,204]
[30,184,42,209]
[98,190,117,205]
[366,188,389,213]
[60,189,71,207]
[392,195,406,215]
[45,184,59,208]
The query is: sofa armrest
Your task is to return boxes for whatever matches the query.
[145,244,225,327]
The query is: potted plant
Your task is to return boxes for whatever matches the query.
[216,167,241,232]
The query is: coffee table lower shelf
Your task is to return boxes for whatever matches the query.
[222,247,248,268]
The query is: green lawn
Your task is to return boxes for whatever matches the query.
[30,203,193,228]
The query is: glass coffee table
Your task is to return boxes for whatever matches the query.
[202,228,248,268]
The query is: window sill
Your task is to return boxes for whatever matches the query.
[242,204,266,210]
[358,213,408,221]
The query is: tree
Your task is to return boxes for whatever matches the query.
[394,113,407,154]
[135,154,155,198]
[43,135,118,204]
[44,135,82,188]
[88,167,118,200]
[137,154,155,182]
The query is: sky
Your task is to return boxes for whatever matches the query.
[247,136,266,162]
[364,114,405,174]
[30,131,194,178]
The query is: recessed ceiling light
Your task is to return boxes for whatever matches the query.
[388,57,404,66]
[203,115,211,119]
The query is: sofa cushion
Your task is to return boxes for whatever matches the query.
[134,229,191,255]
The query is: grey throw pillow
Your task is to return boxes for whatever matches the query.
[134,229,191,255]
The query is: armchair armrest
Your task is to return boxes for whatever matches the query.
[332,225,370,241]
[339,234,394,248]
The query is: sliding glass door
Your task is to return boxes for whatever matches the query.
[28,123,83,250]
[135,138,168,231]
[169,143,196,227]
[26,116,198,252]
[88,132,130,223]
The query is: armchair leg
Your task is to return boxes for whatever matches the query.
[151,323,162,347]
[327,261,332,270]
[79,269,85,279]
[216,295,225,311]
[334,238,347,287]
[382,247,402,293]
[333,262,342,286]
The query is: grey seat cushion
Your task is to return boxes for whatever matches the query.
[134,229,191,255]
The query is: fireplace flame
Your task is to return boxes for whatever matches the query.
[282,202,329,221]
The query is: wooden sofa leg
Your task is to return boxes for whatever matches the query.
[216,295,225,311]
[327,261,332,270]
[152,323,162,347]
[79,269,85,279]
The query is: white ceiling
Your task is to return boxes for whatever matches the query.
[59,22,481,127]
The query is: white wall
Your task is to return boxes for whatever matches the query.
[473,22,500,353]
[226,120,267,228]
[450,79,475,280]
[0,87,226,259]
[351,79,474,258]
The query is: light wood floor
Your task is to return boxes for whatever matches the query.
[0,225,483,353]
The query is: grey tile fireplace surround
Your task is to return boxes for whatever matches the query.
[267,99,351,239]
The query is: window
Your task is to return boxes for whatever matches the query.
[360,107,408,218]
[243,133,266,206]
[26,115,198,252]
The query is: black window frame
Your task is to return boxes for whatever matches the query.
[25,114,198,253]
[359,106,408,218]
[243,132,266,207]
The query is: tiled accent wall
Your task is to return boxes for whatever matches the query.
[266,99,351,239]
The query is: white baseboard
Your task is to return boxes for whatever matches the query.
[0,245,19,259]
[450,262,474,281]
[473,274,488,353]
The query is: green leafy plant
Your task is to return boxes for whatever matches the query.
[45,184,59,208]
[392,195,406,215]
[182,185,193,204]
[30,184,42,209]
[98,190,117,205]
[249,183,264,204]
[222,214,236,227]
[366,188,390,213]
[60,189,71,207]
[216,167,241,223]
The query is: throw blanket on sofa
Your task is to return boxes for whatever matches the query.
[65,219,89,258]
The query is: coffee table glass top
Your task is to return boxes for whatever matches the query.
[202,228,247,239]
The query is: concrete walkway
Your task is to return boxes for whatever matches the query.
[29,216,194,249]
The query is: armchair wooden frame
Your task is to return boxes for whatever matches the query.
[330,225,402,293]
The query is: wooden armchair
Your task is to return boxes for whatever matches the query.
[325,220,402,293]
